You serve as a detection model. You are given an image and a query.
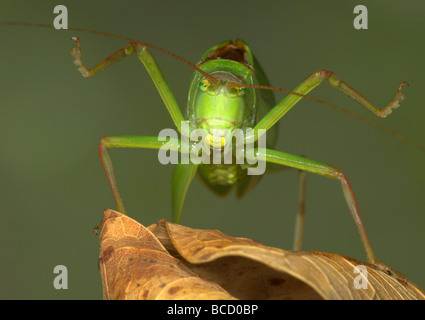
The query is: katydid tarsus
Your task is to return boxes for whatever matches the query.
[2,22,422,283]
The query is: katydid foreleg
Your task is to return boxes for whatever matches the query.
[253,70,408,135]
[72,38,191,216]
[71,38,185,131]
[71,37,135,77]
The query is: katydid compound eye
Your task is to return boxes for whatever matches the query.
[237,87,246,97]
[199,79,210,92]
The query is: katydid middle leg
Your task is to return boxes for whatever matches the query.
[99,135,180,215]
[253,148,406,281]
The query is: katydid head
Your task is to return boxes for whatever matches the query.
[186,53,258,151]
[194,74,247,132]
[185,39,259,145]
[189,73,251,149]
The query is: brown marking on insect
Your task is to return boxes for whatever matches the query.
[200,39,253,70]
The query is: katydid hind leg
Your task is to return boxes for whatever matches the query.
[172,163,198,224]
[260,164,307,250]
[293,170,307,251]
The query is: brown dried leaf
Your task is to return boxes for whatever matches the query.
[99,209,425,300]
[98,210,235,300]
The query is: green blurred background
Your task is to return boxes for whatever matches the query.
[0,0,424,299]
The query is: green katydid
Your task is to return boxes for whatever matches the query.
[73,36,409,281]
[1,22,420,282]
